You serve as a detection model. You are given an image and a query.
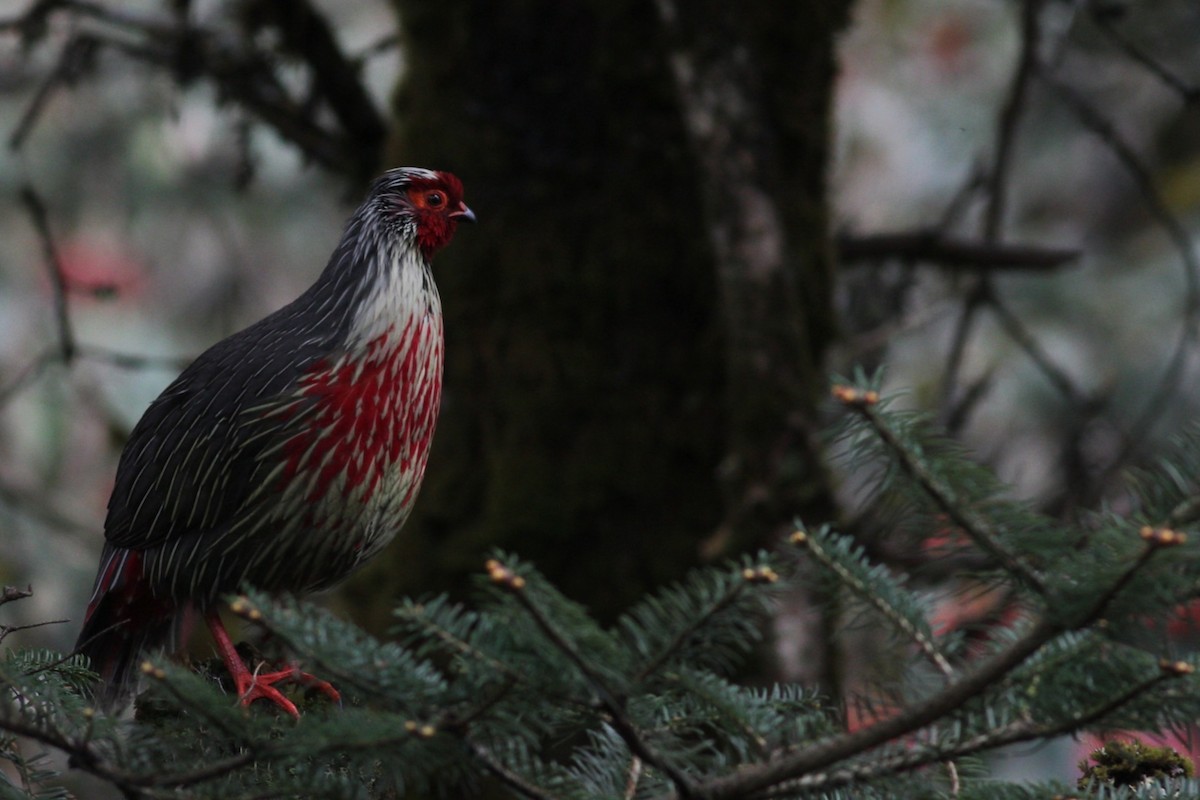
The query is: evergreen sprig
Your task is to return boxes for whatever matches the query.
[4,382,1200,797]
[618,551,782,683]
[786,525,951,676]
[830,380,1054,594]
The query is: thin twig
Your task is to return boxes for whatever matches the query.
[984,0,1043,242]
[239,0,385,164]
[0,707,146,796]
[0,618,68,646]
[1091,7,1200,102]
[9,35,100,151]
[987,292,1093,408]
[944,368,995,434]
[936,161,988,231]
[7,1,375,178]
[0,346,59,406]
[1040,67,1200,485]
[1079,535,1165,628]
[669,484,1179,799]
[942,0,1044,431]
[939,281,986,427]
[19,185,74,362]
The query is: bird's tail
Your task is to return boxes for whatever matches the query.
[75,546,183,709]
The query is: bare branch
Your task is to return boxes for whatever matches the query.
[238,0,386,167]
[987,291,1095,408]
[0,346,58,406]
[9,35,100,151]
[942,0,1069,431]
[838,231,1080,272]
[6,0,382,181]
[1039,67,1200,480]
[0,586,33,607]
[984,0,1043,242]
[1091,6,1200,103]
[0,618,69,646]
[18,185,74,362]
[939,282,986,430]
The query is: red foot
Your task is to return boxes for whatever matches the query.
[205,610,341,719]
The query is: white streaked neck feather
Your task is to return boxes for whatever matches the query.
[347,239,441,351]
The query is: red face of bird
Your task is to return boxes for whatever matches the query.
[372,168,475,261]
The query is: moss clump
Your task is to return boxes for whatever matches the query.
[1078,739,1195,789]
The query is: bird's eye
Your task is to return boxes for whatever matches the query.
[425,191,445,208]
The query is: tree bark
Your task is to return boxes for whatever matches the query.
[343,2,852,646]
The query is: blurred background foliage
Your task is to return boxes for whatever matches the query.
[1,0,1199,789]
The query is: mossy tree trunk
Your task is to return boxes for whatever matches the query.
[344,2,853,667]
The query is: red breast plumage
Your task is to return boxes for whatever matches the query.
[75,168,474,716]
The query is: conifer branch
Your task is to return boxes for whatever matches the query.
[833,386,1047,594]
[139,660,255,745]
[676,616,1059,800]
[395,601,523,682]
[631,575,749,685]
[469,741,565,800]
[1054,527,1188,634]
[789,529,953,678]
[487,559,700,799]
[0,712,141,796]
[668,670,774,760]
[1166,495,1200,529]
[680,514,1184,798]
[753,663,1184,797]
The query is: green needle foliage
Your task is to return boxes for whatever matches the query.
[5,378,1200,798]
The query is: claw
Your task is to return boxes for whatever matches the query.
[205,610,341,718]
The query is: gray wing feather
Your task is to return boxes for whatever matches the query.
[104,315,329,552]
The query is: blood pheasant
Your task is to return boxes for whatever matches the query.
[75,168,474,717]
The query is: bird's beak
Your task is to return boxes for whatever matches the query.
[450,203,476,223]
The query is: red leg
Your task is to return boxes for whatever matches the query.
[204,610,341,719]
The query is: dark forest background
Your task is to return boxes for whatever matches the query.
[2,0,1200,792]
